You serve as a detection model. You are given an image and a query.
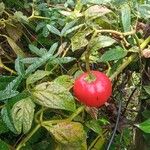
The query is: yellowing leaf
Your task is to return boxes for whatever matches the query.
[54,75,74,90]
[138,4,150,19]
[71,29,92,51]
[11,97,35,134]
[14,11,28,22]
[44,121,87,149]
[85,5,111,17]
[32,82,76,111]
[5,35,25,57]
[0,2,5,16]
[90,35,116,52]
[6,24,22,42]
[27,70,51,86]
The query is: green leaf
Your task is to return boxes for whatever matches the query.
[86,120,102,134]
[5,91,30,107]
[81,0,112,5]
[74,0,83,12]
[98,118,110,125]
[29,44,47,57]
[61,20,76,36]
[91,135,105,150]
[142,110,150,119]
[90,35,116,52]
[71,29,92,51]
[64,0,75,7]
[1,107,17,134]
[54,75,74,90]
[143,86,150,95]
[21,57,39,64]
[85,5,111,17]
[121,3,131,32]
[11,97,35,134]
[42,26,50,37]
[2,91,30,135]
[15,57,25,76]
[40,48,47,54]
[0,90,19,101]
[48,42,58,55]
[36,22,46,32]
[0,119,9,134]
[138,4,150,19]
[25,46,56,77]
[108,59,123,77]
[86,50,100,63]
[0,139,9,150]
[0,2,5,16]
[0,76,15,90]
[64,24,84,36]
[99,46,127,62]
[26,70,51,85]
[44,121,87,149]
[5,75,22,91]
[47,25,61,36]
[0,75,22,101]
[52,57,76,64]
[32,82,76,112]
[136,119,150,133]
[59,10,72,16]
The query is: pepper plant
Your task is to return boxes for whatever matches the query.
[0,0,150,149]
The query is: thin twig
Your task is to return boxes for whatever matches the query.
[16,124,41,150]
[0,58,17,74]
[96,29,135,36]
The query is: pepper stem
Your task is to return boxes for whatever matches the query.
[85,51,96,82]
[85,51,91,75]
[85,30,98,81]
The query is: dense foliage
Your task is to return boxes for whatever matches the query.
[0,0,150,149]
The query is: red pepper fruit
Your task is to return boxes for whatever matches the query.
[73,71,112,107]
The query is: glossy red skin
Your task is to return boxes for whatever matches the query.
[73,71,112,107]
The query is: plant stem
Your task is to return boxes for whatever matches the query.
[42,106,85,125]
[85,51,91,75]
[16,105,85,149]
[85,31,97,76]
[88,133,105,150]
[110,54,136,80]
[96,29,135,36]
[28,15,50,20]
[68,105,85,121]
[35,107,47,124]
[140,36,150,49]
[0,58,17,75]
[27,1,50,20]
[16,124,41,150]
[42,119,66,126]
[110,36,150,80]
